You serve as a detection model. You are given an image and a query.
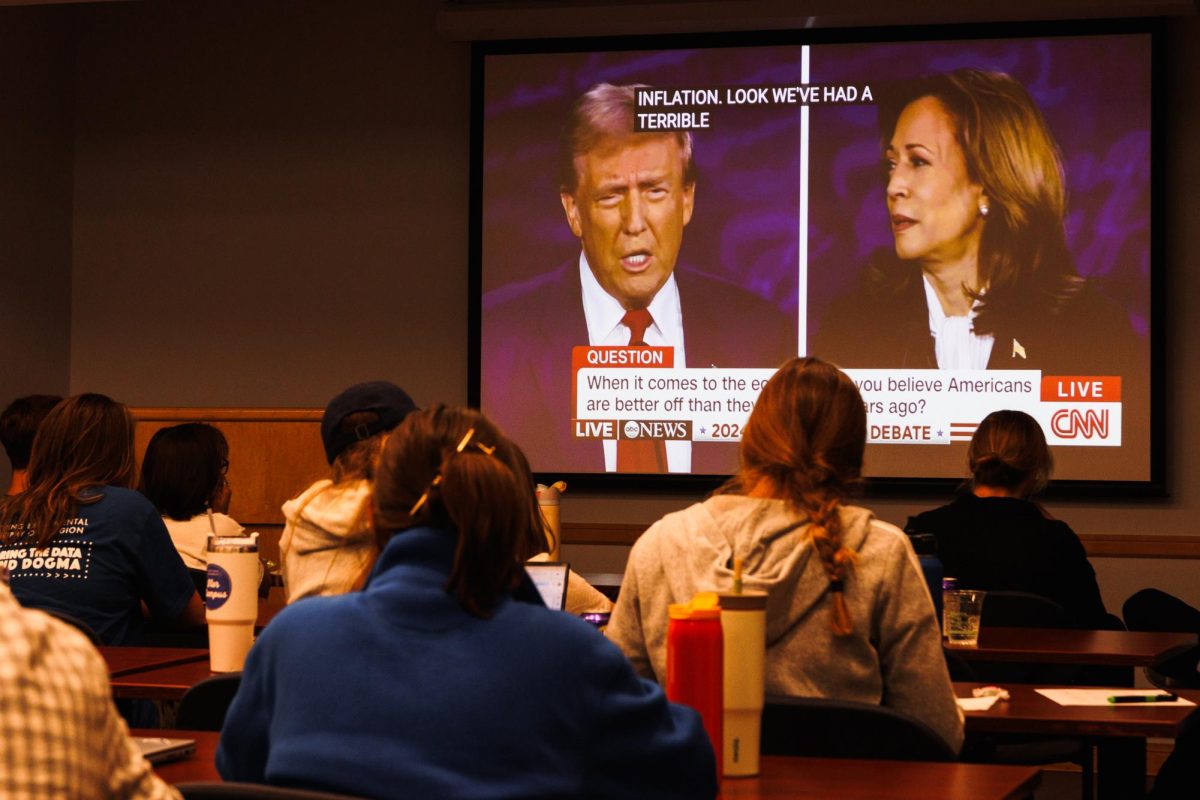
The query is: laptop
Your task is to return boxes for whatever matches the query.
[524,562,570,610]
[133,736,196,764]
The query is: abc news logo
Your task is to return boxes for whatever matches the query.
[574,419,693,441]
[1050,408,1109,440]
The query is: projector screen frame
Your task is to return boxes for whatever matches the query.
[467,17,1167,499]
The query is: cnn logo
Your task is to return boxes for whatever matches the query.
[1050,409,1109,439]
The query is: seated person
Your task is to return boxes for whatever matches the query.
[217,405,716,798]
[510,450,613,616]
[905,409,1110,628]
[607,357,964,753]
[0,580,180,800]
[279,380,416,602]
[139,422,243,572]
[1122,589,1200,800]
[0,394,204,646]
[1,394,62,496]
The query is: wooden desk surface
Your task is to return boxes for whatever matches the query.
[957,682,1200,738]
[112,659,219,700]
[99,646,209,677]
[721,756,1039,799]
[141,731,1040,800]
[948,627,1197,666]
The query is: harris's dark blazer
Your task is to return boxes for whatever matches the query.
[811,267,1143,376]
[481,263,796,475]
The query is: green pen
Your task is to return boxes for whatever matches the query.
[1106,693,1179,704]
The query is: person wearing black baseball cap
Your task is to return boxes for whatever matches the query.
[279,381,417,603]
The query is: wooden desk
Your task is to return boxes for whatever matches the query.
[99,646,209,677]
[958,682,1200,799]
[949,628,1197,666]
[142,731,1040,800]
[720,756,1039,799]
[112,659,218,700]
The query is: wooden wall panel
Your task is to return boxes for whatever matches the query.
[129,409,1200,564]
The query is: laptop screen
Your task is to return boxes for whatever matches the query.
[525,562,570,611]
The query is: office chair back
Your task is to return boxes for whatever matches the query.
[175,672,243,731]
[760,695,956,762]
[973,590,1082,684]
[1122,588,1200,689]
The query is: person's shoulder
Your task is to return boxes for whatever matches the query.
[1059,281,1130,320]
[210,512,244,535]
[1,600,107,690]
[676,267,782,316]
[904,498,965,532]
[501,599,628,667]
[89,485,157,517]
[633,501,711,553]
[857,511,910,553]
[483,263,577,312]
[257,593,357,644]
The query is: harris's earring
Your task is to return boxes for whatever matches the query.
[979,200,990,218]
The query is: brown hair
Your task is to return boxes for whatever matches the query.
[370,405,535,617]
[0,394,137,547]
[558,82,696,194]
[875,68,1083,333]
[968,409,1052,497]
[328,411,389,484]
[139,422,230,520]
[724,358,866,636]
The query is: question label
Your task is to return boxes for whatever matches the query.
[575,367,775,441]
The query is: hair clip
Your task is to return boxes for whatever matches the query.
[408,428,497,517]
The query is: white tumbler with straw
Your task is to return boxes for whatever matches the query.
[205,530,260,672]
[720,559,768,776]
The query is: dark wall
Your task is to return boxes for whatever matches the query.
[69,0,470,408]
[0,5,75,489]
[1,0,1197,549]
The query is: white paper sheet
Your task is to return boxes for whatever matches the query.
[956,696,1000,711]
[1036,689,1196,707]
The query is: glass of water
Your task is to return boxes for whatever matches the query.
[944,589,986,647]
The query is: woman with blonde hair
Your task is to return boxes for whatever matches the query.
[219,405,715,797]
[607,357,963,752]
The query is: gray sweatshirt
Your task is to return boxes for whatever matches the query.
[607,494,964,752]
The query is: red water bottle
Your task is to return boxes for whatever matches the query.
[666,592,723,783]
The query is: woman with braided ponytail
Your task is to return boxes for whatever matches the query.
[608,357,963,752]
[218,404,716,798]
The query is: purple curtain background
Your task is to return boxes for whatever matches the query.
[480,33,1152,340]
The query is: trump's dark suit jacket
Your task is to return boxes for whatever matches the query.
[481,263,796,475]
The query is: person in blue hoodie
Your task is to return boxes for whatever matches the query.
[217,404,716,799]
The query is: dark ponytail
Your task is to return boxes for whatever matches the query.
[371,405,532,617]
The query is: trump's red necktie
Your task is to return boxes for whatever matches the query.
[616,308,668,473]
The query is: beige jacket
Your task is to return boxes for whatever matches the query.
[607,495,964,752]
[279,479,373,603]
